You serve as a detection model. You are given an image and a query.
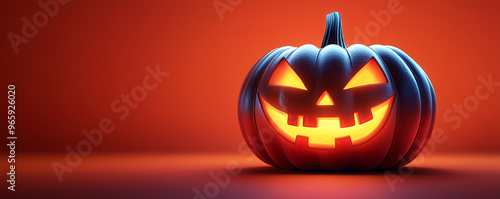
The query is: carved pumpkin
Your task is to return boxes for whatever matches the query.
[238,12,436,170]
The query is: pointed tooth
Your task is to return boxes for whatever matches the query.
[335,136,353,148]
[358,109,374,124]
[287,114,298,126]
[303,115,317,127]
[339,113,355,128]
[295,135,309,148]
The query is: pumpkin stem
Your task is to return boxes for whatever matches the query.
[321,12,347,48]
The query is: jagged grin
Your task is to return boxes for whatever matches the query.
[259,94,395,149]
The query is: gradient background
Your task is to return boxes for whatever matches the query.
[1,0,499,198]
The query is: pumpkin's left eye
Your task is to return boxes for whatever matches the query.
[268,58,308,91]
[344,58,388,90]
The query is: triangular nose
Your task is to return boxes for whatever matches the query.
[317,91,334,106]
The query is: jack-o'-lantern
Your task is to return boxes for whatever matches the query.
[238,12,436,170]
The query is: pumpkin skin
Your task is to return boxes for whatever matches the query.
[238,12,436,170]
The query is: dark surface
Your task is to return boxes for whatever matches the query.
[3,153,499,199]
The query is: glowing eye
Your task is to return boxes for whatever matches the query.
[268,58,307,90]
[344,58,388,90]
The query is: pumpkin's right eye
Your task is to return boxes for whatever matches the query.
[344,58,388,90]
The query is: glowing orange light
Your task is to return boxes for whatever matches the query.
[268,58,307,90]
[259,94,394,149]
[344,58,388,90]
[316,91,334,106]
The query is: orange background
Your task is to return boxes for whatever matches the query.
[1,0,499,155]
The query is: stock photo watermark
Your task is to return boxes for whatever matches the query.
[51,64,169,182]
[213,0,242,21]
[384,73,500,192]
[353,0,411,45]
[7,0,70,54]
[193,128,275,199]
[6,85,17,191]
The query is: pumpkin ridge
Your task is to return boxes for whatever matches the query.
[256,47,298,168]
[388,47,425,165]
[387,46,435,165]
[239,47,292,166]
[368,45,422,168]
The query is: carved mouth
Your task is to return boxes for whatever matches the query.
[259,94,395,149]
